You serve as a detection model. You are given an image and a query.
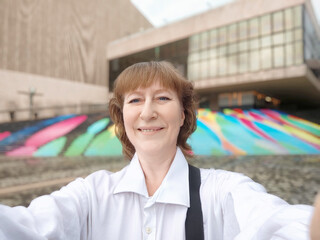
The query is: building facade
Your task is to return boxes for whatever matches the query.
[0,0,152,122]
[107,0,320,112]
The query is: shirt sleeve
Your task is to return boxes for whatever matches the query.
[0,177,90,240]
[217,170,313,240]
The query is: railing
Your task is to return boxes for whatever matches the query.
[0,103,108,123]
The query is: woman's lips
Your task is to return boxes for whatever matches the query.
[138,127,164,133]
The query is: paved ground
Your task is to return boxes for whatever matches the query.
[0,154,319,207]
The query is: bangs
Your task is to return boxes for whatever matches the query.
[114,62,182,99]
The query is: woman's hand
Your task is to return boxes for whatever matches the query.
[311,193,320,240]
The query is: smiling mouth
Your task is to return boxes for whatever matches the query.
[138,127,164,133]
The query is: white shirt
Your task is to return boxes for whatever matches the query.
[0,148,313,240]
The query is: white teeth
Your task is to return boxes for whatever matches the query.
[140,129,157,132]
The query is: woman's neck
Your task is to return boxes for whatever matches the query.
[137,147,177,196]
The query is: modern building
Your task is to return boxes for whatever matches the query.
[0,0,152,122]
[107,0,320,115]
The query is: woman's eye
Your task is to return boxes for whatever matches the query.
[129,98,140,103]
[158,96,170,101]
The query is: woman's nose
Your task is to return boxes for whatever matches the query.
[139,101,157,120]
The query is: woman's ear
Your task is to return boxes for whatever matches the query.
[180,109,185,127]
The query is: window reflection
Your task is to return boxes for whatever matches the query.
[201,32,209,49]
[218,57,227,76]
[218,27,227,45]
[250,50,260,71]
[200,60,209,79]
[249,38,259,50]
[294,41,303,64]
[273,32,285,45]
[294,29,302,41]
[273,11,284,32]
[249,18,259,38]
[228,24,238,43]
[228,43,238,54]
[284,8,294,30]
[285,44,294,66]
[209,29,218,47]
[273,46,284,67]
[187,4,305,81]
[190,35,200,51]
[209,58,217,77]
[228,55,238,75]
[261,48,272,69]
[285,31,294,43]
[239,21,248,40]
[238,40,248,52]
[218,46,227,57]
[239,52,249,73]
[208,48,218,59]
[294,6,302,27]
[261,36,272,47]
[261,15,271,35]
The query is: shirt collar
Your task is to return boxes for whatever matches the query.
[113,147,190,207]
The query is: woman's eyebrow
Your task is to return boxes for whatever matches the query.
[125,91,142,98]
[154,88,172,94]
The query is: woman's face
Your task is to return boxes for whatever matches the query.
[123,82,185,156]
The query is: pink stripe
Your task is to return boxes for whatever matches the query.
[25,115,87,148]
[6,146,36,156]
[0,131,11,141]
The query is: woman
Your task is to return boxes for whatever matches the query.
[0,61,315,239]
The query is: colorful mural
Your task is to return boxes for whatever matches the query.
[0,109,319,157]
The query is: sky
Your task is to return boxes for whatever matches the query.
[131,0,320,28]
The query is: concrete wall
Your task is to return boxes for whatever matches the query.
[0,70,109,122]
[107,0,306,60]
[0,0,152,123]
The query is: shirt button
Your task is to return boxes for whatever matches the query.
[146,227,152,234]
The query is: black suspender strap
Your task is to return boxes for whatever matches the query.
[185,164,204,240]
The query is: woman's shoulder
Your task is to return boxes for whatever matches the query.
[83,165,130,190]
[199,168,266,199]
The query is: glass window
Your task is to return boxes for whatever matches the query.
[239,21,248,40]
[189,35,200,52]
[261,35,272,47]
[208,47,218,59]
[209,58,218,77]
[188,52,200,62]
[261,48,272,69]
[249,38,260,50]
[218,27,227,45]
[209,29,218,47]
[218,45,227,57]
[273,11,284,32]
[293,6,302,27]
[284,8,294,30]
[239,52,249,73]
[228,23,238,43]
[294,28,302,41]
[285,43,294,66]
[200,49,208,60]
[238,40,248,52]
[200,60,209,79]
[218,57,227,76]
[273,32,285,45]
[260,14,271,35]
[294,41,303,64]
[188,62,197,81]
[200,32,209,49]
[228,43,238,54]
[228,55,238,75]
[273,45,284,67]
[250,50,260,71]
[249,18,259,38]
[285,30,294,43]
